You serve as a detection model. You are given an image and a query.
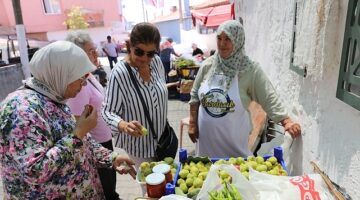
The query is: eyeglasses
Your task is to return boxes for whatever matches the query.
[133,47,156,58]
[79,73,90,86]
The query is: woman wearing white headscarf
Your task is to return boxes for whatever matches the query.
[0,41,135,199]
[188,20,301,158]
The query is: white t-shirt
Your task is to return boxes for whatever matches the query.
[103,42,117,57]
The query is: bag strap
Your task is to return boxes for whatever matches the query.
[123,61,158,140]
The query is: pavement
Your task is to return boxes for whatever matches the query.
[0,56,195,199]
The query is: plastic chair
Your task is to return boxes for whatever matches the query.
[179,117,190,148]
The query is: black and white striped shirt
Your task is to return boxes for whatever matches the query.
[102,56,168,158]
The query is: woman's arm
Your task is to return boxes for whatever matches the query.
[251,65,301,138]
[0,104,95,184]
[101,68,125,132]
[188,102,200,143]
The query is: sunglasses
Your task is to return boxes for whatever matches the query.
[133,47,156,58]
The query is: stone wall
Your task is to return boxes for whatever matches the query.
[0,64,24,101]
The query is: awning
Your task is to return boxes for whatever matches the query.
[191,4,232,27]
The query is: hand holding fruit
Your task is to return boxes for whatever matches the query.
[74,104,97,139]
[113,155,137,179]
[118,120,143,137]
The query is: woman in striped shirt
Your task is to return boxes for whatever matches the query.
[102,23,168,167]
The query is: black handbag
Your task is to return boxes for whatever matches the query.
[124,62,178,161]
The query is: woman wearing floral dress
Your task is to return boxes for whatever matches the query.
[0,41,136,199]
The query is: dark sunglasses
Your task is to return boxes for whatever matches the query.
[133,47,156,58]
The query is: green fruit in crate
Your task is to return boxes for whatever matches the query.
[150,162,157,168]
[143,168,152,177]
[256,164,268,172]
[264,161,273,169]
[140,162,150,171]
[186,177,194,187]
[236,157,245,165]
[164,157,174,165]
[187,173,195,179]
[240,163,248,172]
[198,171,208,180]
[179,183,188,194]
[196,161,205,168]
[190,166,199,175]
[187,188,201,198]
[248,161,258,169]
[177,178,185,185]
[267,156,278,165]
[183,164,190,171]
[179,169,189,179]
[189,161,196,167]
[193,177,203,188]
[229,157,237,165]
[247,155,255,161]
[255,156,265,164]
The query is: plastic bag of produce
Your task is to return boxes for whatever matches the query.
[249,169,335,200]
[196,164,259,200]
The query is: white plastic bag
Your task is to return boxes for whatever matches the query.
[249,169,335,200]
[196,164,259,200]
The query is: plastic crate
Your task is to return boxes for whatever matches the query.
[210,146,288,173]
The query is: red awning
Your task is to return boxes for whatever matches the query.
[191,4,232,27]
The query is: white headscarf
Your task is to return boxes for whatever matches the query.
[24,41,96,104]
[210,20,256,92]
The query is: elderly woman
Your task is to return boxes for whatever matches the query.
[102,22,168,168]
[65,31,119,200]
[0,41,135,199]
[188,20,301,158]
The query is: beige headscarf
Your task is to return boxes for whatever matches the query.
[24,41,96,104]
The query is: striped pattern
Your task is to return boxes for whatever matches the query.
[102,56,168,158]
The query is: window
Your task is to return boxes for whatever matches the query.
[42,0,61,14]
[336,0,360,110]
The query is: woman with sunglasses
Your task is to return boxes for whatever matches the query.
[102,23,168,168]
[0,41,136,199]
[65,31,121,200]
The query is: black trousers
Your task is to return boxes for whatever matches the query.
[99,140,120,200]
[107,56,118,70]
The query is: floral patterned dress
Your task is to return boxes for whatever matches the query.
[0,89,117,199]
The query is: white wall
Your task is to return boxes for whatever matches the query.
[236,0,360,199]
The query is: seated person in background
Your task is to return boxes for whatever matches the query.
[192,43,204,58]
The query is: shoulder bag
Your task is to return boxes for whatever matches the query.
[124,61,178,161]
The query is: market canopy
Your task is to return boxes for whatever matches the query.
[191,4,232,27]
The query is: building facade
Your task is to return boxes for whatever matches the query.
[234,0,360,199]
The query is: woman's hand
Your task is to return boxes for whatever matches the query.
[281,118,301,138]
[113,156,137,179]
[188,122,199,143]
[74,104,97,139]
[118,120,143,137]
